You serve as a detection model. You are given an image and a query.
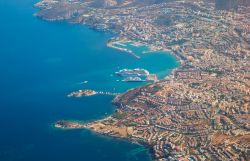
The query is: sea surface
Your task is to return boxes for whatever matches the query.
[0,0,179,161]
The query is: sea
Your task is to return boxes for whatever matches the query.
[0,0,179,161]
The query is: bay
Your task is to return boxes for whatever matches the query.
[0,0,178,161]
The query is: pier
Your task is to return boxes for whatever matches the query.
[107,41,141,59]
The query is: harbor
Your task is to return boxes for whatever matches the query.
[107,40,141,59]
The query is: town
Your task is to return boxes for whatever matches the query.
[35,0,250,160]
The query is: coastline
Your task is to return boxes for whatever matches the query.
[34,1,250,161]
[33,2,186,160]
[54,119,156,160]
[34,2,182,160]
[43,18,180,161]
[107,37,181,62]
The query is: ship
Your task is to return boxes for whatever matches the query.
[122,77,146,82]
[115,68,150,77]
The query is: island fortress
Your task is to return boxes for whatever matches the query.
[35,0,249,160]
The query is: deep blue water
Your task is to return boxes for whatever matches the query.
[0,0,178,161]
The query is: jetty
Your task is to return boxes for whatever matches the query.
[107,41,141,59]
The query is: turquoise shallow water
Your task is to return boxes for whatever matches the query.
[0,0,178,161]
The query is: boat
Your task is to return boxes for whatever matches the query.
[115,68,150,77]
[80,81,88,84]
[122,77,145,82]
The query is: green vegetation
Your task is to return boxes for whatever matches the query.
[113,112,127,119]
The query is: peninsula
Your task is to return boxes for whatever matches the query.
[35,0,250,160]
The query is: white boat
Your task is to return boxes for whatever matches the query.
[80,81,88,84]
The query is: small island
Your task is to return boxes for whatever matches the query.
[35,0,250,160]
[55,120,86,129]
[67,89,97,97]
[67,89,119,98]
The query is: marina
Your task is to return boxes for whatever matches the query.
[107,40,141,59]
